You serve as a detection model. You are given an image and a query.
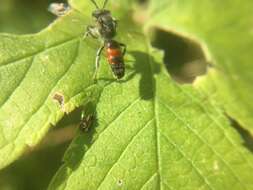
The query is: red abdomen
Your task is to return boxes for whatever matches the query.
[106,48,122,65]
[105,40,125,79]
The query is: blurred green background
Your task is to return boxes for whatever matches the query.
[0,0,65,34]
[0,110,77,190]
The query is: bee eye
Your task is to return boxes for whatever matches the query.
[92,13,98,18]
[92,10,101,18]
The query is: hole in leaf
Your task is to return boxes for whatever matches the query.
[151,27,211,84]
[53,92,65,111]
[117,179,124,187]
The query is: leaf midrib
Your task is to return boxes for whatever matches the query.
[0,36,79,68]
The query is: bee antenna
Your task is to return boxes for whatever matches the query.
[90,0,100,9]
[102,0,109,8]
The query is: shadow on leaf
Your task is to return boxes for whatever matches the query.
[128,51,161,100]
[230,117,253,154]
[62,102,99,170]
[151,27,210,84]
[97,51,161,100]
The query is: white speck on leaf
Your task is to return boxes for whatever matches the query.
[117,179,123,187]
[213,160,219,171]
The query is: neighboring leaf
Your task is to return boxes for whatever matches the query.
[47,1,253,190]
[147,0,253,133]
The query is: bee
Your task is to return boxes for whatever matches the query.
[85,0,126,80]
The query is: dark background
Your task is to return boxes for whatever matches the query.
[0,0,65,34]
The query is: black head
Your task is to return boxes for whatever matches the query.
[90,0,110,19]
[90,0,116,39]
[92,9,111,19]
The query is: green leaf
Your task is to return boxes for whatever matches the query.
[0,0,253,190]
[47,1,253,190]
[0,0,136,170]
[147,0,253,133]
[0,9,101,169]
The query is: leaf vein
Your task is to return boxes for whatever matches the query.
[161,133,215,190]
[0,57,34,108]
[96,118,155,190]
[95,97,141,140]
[159,99,247,190]
[1,40,80,153]
[140,172,158,190]
[0,37,79,68]
[176,84,253,170]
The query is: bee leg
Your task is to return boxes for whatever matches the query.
[84,25,98,39]
[93,45,105,80]
[83,26,92,39]
[112,18,118,28]
[119,43,127,56]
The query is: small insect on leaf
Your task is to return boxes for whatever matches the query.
[79,114,94,132]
